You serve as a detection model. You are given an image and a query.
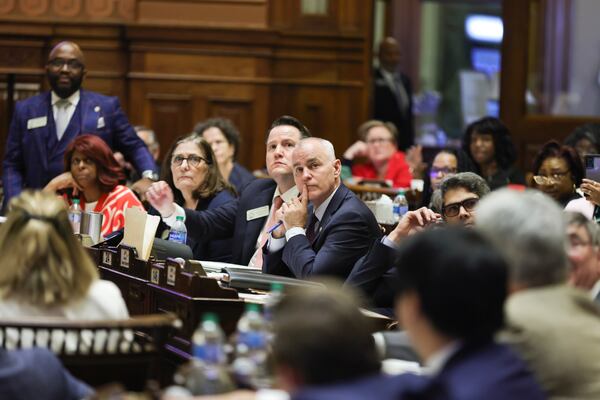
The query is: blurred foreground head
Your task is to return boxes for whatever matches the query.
[272,283,380,392]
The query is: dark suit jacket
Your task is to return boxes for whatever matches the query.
[346,239,398,309]
[2,89,156,207]
[263,184,382,280]
[229,162,256,195]
[0,348,92,400]
[185,178,277,265]
[292,341,546,400]
[373,67,414,151]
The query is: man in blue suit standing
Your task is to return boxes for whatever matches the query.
[2,41,157,208]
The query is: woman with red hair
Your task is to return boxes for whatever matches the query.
[44,134,144,237]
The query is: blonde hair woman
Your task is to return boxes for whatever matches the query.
[0,191,128,319]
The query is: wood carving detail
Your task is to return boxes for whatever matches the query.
[85,0,113,18]
[0,0,15,14]
[54,0,81,17]
[19,0,48,16]
[117,0,134,20]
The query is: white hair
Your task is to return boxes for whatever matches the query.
[298,137,336,161]
[475,189,568,288]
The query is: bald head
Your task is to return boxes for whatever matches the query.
[296,138,336,162]
[49,41,85,65]
[378,37,401,72]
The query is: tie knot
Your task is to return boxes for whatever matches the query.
[56,99,70,108]
[273,195,283,210]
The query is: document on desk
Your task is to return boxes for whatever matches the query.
[122,207,160,261]
[198,260,262,274]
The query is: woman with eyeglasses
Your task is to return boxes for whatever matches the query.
[420,148,476,209]
[462,117,525,190]
[342,120,412,188]
[44,134,144,237]
[152,134,236,261]
[532,141,583,207]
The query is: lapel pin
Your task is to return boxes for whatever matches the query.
[94,106,100,112]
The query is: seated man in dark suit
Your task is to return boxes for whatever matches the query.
[147,115,311,267]
[293,228,545,400]
[347,172,490,309]
[0,347,92,400]
[264,137,382,280]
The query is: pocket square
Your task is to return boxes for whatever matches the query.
[97,116,105,129]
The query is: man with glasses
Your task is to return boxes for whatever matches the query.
[2,41,157,209]
[346,172,491,309]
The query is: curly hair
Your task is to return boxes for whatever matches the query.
[160,134,236,205]
[532,140,584,186]
[193,117,242,160]
[462,117,517,170]
[0,191,98,306]
[64,134,124,193]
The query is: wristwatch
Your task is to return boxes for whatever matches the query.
[141,170,159,181]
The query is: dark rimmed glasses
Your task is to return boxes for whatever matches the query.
[171,155,207,168]
[442,197,479,218]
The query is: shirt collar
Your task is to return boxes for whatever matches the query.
[424,340,461,376]
[51,90,80,107]
[274,185,299,204]
[313,184,340,222]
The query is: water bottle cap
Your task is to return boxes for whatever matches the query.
[270,282,284,292]
[175,215,184,221]
[72,198,80,204]
[245,303,260,312]
[202,312,219,323]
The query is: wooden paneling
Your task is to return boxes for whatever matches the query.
[0,0,374,173]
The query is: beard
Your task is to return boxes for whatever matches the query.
[47,71,83,98]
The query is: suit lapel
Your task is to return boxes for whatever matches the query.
[241,181,276,261]
[312,185,348,245]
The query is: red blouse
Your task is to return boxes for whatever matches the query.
[351,151,413,188]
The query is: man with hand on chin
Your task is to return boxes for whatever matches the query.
[263,137,381,280]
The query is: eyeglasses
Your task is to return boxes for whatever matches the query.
[171,155,207,168]
[71,157,94,167]
[47,58,85,71]
[442,197,479,218]
[430,167,457,177]
[532,170,570,186]
[366,137,394,145]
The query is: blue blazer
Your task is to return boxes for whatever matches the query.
[229,162,255,194]
[0,348,92,400]
[184,178,278,265]
[293,342,546,400]
[263,184,382,280]
[2,89,156,207]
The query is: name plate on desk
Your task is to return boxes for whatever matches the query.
[119,245,137,269]
[102,250,114,267]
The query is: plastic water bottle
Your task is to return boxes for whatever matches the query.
[392,191,409,223]
[187,313,233,395]
[68,198,82,234]
[263,283,284,343]
[232,303,270,388]
[169,215,187,244]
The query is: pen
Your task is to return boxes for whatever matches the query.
[267,221,283,234]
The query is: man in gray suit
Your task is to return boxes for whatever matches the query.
[565,211,600,303]
[477,189,600,399]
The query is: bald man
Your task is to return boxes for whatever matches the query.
[264,138,382,280]
[2,41,157,208]
[373,37,414,151]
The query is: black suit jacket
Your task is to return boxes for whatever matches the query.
[263,184,382,280]
[373,67,414,151]
[185,178,277,265]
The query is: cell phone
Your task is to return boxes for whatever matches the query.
[584,154,600,182]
